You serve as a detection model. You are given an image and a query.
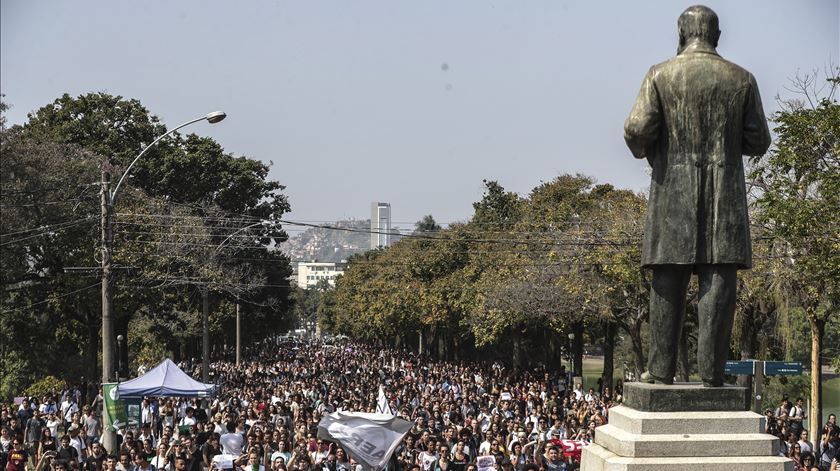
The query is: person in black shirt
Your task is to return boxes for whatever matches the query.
[180,436,204,471]
[17,401,33,425]
[56,435,79,466]
[202,434,222,469]
[84,442,106,471]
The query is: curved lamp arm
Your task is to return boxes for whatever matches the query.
[109,111,226,206]
[214,220,280,254]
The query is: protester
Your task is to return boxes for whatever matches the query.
[1,336,718,471]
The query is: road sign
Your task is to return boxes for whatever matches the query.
[764,361,803,375]
[725,360,755,375]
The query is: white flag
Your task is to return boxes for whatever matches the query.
[376,386,393,415]
[317,411,411,470]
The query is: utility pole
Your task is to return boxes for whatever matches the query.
[235,303,241,366]
[202,288,210,383]
[100,171,117,455]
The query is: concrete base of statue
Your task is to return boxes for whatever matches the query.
[580,383,793,470]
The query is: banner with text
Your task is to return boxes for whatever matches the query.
[317,411,412,470]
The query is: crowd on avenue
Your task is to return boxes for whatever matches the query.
[1,338,839,471]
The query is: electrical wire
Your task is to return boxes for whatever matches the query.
[0,281,102,315]
[0,217,97,246]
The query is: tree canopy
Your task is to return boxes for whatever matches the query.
[1,93,293,395]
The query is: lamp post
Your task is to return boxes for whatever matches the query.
[210,220,277,372]
[568,332,575,388]
[116,334,124,380]
[101,111,226,454]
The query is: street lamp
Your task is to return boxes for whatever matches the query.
[116,334,124,381]
[568,332,575,388]
[209,219,279,372]
[100,111,226,454]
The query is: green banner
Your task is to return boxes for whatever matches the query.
[103,383,142,431]
[103,383,126,431]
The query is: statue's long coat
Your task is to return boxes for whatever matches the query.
[624,43,771,269]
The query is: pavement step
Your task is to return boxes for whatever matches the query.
[607,405,765,435]
[593,423,778,458]
[581,444,793,471]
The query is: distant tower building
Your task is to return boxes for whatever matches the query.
[371,202,392,249]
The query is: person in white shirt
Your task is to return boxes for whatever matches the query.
[61,398,79,432]
[137,424,156,448]
[67,425,86,460]
[220,422,244,456]
[790,397,806,432]
[572,384,584,401]
[141,399,154,428]
[180,408,197,428]
[797,429,813,455]
[150,443,171,471]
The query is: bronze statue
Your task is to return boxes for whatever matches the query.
[624,5,771,387]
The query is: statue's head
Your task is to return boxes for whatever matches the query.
[678,5,720,53]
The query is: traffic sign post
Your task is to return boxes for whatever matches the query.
[725,360,756,376]
[754,361,764,414]
[764,361,803,376]
[723,360,802,413]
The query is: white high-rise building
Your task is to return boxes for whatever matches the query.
[371,202,392,249]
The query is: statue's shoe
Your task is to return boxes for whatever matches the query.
[640,371,673,385]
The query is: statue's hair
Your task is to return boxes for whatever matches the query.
[678,5,720,46]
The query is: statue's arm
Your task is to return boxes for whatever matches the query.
[624,67,661,161]
[742,74,771,156]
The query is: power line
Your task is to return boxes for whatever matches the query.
[0,217,96,246]
[0,281,102,314]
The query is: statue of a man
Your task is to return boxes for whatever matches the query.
[624,5,771,387]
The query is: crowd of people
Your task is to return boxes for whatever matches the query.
[764,395,839,470]
[1,337,838,471]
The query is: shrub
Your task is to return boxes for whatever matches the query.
[25,376,66,400]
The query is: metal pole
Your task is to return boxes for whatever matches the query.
[115,336,122,381]
[202,288,210,383]
[568,338,573,388]
[754,360,764,414]
[100,171,117,454]
[235,303,241,366]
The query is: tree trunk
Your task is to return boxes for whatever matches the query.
[572,321,584,379]
[418,328,424,356]
[736,306,758,391]
[543,328,550,366]
[511,328,523,368]
[620,314,646,381]
[809,314,825,440]
[601,320,616,392]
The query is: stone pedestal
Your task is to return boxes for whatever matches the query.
[581,383,793,470]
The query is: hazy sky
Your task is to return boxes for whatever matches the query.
[2,1,838,230]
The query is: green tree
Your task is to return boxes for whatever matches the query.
[1,116,104,383]
[2,93,294,389]
[750,70,839,433]
[414,215,442,233]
